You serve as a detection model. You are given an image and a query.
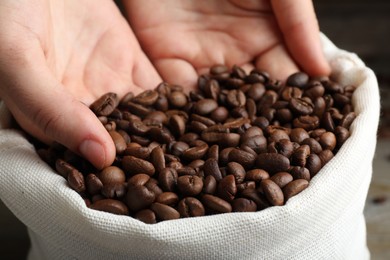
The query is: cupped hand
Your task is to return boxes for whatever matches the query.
[0,0,161,168]
[124,0,330,88]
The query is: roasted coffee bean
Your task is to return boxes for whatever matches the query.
[179,132,199,143]
[133,90,159,106]
[293,115,320,130]
[270,172,293,188]
[201,132,241,148]
[322,112,335,132]
[252,116,269,130]
[169,115,186,137]
[68,170,86,193]
[204,79,220,100]
[126,142,151,158]
[304,82,325,100]
[177,175,203,196]
[291,145,310,167]
[210,64,229,75]
[191,114,216,127]
[149,146,165,173]
[86,173,103,195]
[261,179,284,206]
[290,166,311,181]
[168,91,187,108]
[240,135,267,154]
[281,86,302,101]
[135,209,156,224]
[289,128,309,144]
[313,97,326,118]
[126,185,155,212]
[148,127,174,144]
[335,126,350,147]
[90,92,119,116]
[301,138,322,154]
[187,159,205,170]
[289,98,314,115]
[182,143,209,161]
[123,101,151,117]
[122,156,155,176]
[227,89,246,107]
[202,194,232,213]
[177,166,197,176]
[228,148,256,169]
[268,129,290,143]
[217,175,237,201]
[306,154,322,177]
[97,166,126,186]
[210,106,229,123]
[155,94,169,111]
[203,175,217,194]
[203,158,223,181]
[128,174,150,187]
[144,178,163,197]
[158,167,178,192]
[319,132,337,151]
[232,198,257,212]
[207,144,219,160]
[120,91,134,105]
[150,202,180,221]
[226,162,246,183]
[89,199,129,215]
[236,181,256,192]
[256,153,290,174]
[55,159,77,178]
[286,72,309,88]
[340,112,356,129]
[177,197,205,217]
[167,161,183,171]
[223,117,250,129]
[101,183,126,199]
[283,179,309,201]
[240,189,270,210]
[156,192,179,206]
[193,99,218,115]
[170,141,190,157]
[318,149,334,166]
[269,139,295,158]
[245,169,269,183]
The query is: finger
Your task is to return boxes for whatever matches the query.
[153,58,199,91]
[1,52,115,169]
[255,43,300,81]
[271,0,331,76]
[132,53,163,90]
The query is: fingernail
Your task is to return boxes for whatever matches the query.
[79,139,106,169]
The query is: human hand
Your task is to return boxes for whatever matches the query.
[0,0,161,169]
[123,0,330,88]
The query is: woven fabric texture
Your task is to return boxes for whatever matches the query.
[0,34,380,260]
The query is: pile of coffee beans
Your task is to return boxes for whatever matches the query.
[37,65,356,223]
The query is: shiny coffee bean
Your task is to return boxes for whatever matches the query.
[202,194,232,213]
[177,175,204,196]
[156,192,179,206]
[177,197,205,217]
[283,179,309,201]
[68,170,86,193]
[217,175,237,202]
[158,168,178,192]
[150,202,180,221]
[135,209,156,224]
[256,153,290,174]
[226,162,246,184]
[150,146,165,173]
[89,199,129,215]
[122,156,155,176]
[126,185,155,212]
[261,179,284,206]
[90,92,119,116]
[270,172,293,188]
[86,173,103,195]
[232,198,257,212]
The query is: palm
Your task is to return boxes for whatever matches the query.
[125,0,296,87]
[35,0,159,104]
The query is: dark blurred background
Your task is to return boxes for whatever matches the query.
[1,1,389,259]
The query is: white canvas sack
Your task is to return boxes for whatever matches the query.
[0,34,380,260]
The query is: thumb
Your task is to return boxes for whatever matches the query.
[1,55,115,170]
[271,0,331,76]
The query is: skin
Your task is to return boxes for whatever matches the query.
[123,0,330,88]
[0,0,330,169]
[0,0,161,169]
